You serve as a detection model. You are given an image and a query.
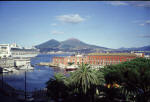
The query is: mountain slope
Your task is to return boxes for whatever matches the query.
[60,38,108,49]
[137,45,150,51]
[118,45,150,51]
[35,39,60,49]
[35,38,150,52]
[60,38,90,48]
[35,38,109,52]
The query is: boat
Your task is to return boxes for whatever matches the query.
[19,64,34,70]
[65,65,78,71]
[65,68,77,71]
[4,68,13,72]
[0,67,19,73]
[2,68,9,73]
[11,68,19,73]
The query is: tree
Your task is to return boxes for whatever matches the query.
[68,62,74,66]
[46,73,69,102]
[104,58,150,102]
[69,63,99,102]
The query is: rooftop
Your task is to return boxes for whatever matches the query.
[88,53,137,56]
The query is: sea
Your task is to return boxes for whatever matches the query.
[0,54,70,92]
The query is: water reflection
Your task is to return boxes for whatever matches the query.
[0,54,68,91]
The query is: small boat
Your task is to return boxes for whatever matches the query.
[19,64,34,70]
[11,68,19,73]
[31,64,34,67]
[4,68,13,72]
[2,68,9,73]
[65,65,78,71]
[27,65,34,70]
[65,68,77,71]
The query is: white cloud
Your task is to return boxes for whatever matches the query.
[132,20,143,23]
[51,23,57,26]
[133,20,150,26]
[138,34,150,38]
[108,1,128,6]
[139,20,150,26]
[139,23,145,26]
[127,1,150,8]
[145,20,150,24]
[51,30,64,34]
[56,14,85,24]
[108,1,150,8]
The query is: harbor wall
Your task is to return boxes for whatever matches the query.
[0,58,15,68]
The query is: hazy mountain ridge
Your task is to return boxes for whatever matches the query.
[35,38,109,52]
[35,38,150,52]
[118,45,150,51]
[36,39,60,49]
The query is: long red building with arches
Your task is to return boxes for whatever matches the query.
[52,53,144,67]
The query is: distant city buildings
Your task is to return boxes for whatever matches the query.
[0,58,15,68]
[0,44,12,58]
[0,43,39,73]
[0,43,39,58]
[52,52,144,67]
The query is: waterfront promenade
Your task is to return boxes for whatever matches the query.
[0,79,47,102]
[0,79,18,102]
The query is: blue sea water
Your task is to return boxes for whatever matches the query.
[0,54,69,91]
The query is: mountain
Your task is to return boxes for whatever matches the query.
[35,38,109,52]
[118,45,150,51]
[135,45,150,51]
[61,38,88,48]
[60,38,104,49]
[35,38,150,52]
[36,39,60,49]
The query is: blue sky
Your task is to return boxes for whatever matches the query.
[0,1,150,49]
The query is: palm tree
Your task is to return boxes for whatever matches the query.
[46,72,69,102]
[69,63,99,102]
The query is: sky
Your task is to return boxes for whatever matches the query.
[0,1,150,49]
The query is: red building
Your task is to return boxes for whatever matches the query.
[52,53,144,67]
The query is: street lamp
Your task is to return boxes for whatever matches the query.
[0,69,4,89]
[25,62,29,101]
[25,69,27,101]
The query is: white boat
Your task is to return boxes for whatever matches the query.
[5,67,16,72]
[4,67,14,72]
[1,67,19,73]
[11,68,19,73]
[27,65,34,70]
[19,64,34,70]
[2,68,9,73]
[65,65,78,71]
[12,53,38,58]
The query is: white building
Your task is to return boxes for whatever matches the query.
[0,44,11,58]
[10,43,21,49]
[144,55,150,59]
[0,43,39,58]
[0,58,15,68]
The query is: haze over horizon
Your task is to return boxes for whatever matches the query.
[0,1,150,49]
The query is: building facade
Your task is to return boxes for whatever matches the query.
[0,43,39,58]
[52,53,144,67]
[0,58,15,68]
[0,44,11,58]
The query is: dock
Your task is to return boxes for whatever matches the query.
[37,62,58,67]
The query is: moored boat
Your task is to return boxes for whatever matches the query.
[19,64,34,70]
[2,68,9,73]
[65,65,78,71]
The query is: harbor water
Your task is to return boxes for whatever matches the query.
[0,54,69,91]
